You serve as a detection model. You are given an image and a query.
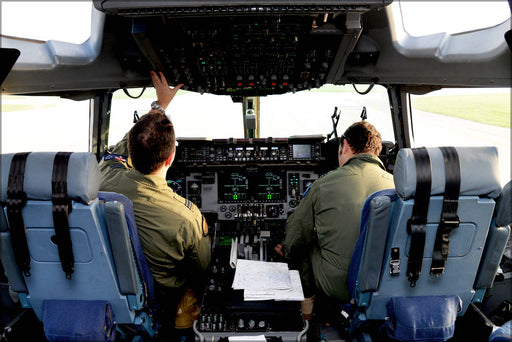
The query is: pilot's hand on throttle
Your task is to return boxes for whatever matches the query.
[274,243,284,257]
[150,70,184,110]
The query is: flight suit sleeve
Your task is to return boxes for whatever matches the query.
[180,211,212,276]
[282,185,316,264]
[98,132,132,179]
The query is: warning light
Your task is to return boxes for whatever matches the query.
[271,82,276,86]
[283,82,288,86]
[237,82,243,87]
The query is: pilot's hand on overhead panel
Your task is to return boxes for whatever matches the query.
[150,70,184,111]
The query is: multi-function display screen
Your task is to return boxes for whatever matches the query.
[218,170,286,202]
[254,171,286,202]
[218,172,250,202]
[292,144,311,159]
[186,146,210,160]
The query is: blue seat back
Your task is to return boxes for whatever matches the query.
[0,152,151,326]
[349,146,502,320]
[98,191,154,303]
[474,181,511,296]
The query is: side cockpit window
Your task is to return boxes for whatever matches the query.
[410,87,510,186]
[1,95,89,152]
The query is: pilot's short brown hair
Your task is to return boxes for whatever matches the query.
[128,113,175,174]
[341,121,382,156]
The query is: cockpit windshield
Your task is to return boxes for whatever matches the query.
[108,84,394,144]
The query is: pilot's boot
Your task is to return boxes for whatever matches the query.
[175,289,201,330]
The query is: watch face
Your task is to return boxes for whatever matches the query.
[151,101,164,114]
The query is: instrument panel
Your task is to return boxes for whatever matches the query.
[183,169,317,221]
[178,138,322,164]
[130,15,341,97]
[170,136,325,220]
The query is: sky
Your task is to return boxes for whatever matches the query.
[1,1,510,43]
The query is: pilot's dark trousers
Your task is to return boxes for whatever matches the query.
[155,286,182,326]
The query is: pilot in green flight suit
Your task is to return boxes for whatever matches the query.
[276,121,394,319]
[99,71,211,335]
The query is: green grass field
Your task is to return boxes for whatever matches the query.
[413,93,510,128]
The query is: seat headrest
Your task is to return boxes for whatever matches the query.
[495,181,511,227]
[394,146,501,200]
[1,152,100,204]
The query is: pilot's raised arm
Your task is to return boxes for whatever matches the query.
[99,71,183,175]
[99,72,209,339]
[280,121,394,321]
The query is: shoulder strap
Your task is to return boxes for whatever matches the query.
[430,147,461,276]
[51,152,75,280]
[6,152,32,277]
[406,147,432,287]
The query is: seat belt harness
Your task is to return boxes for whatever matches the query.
[430,147,461,276]
[406,147,432,287]
[6,152,32,277]
[51,152,75,280]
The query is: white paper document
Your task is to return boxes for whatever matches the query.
[231,260,304,301]
[271,270,305,301]
[232,259,290,290]
[244,270,304,301]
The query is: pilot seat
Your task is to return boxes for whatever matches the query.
[347,146,509,341]
[0,152,156,341]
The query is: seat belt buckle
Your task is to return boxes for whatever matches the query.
[440,218,460,230]
[389,247,400,275]
[430,267,445,277]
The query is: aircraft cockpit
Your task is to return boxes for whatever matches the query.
[1,1,511,341]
